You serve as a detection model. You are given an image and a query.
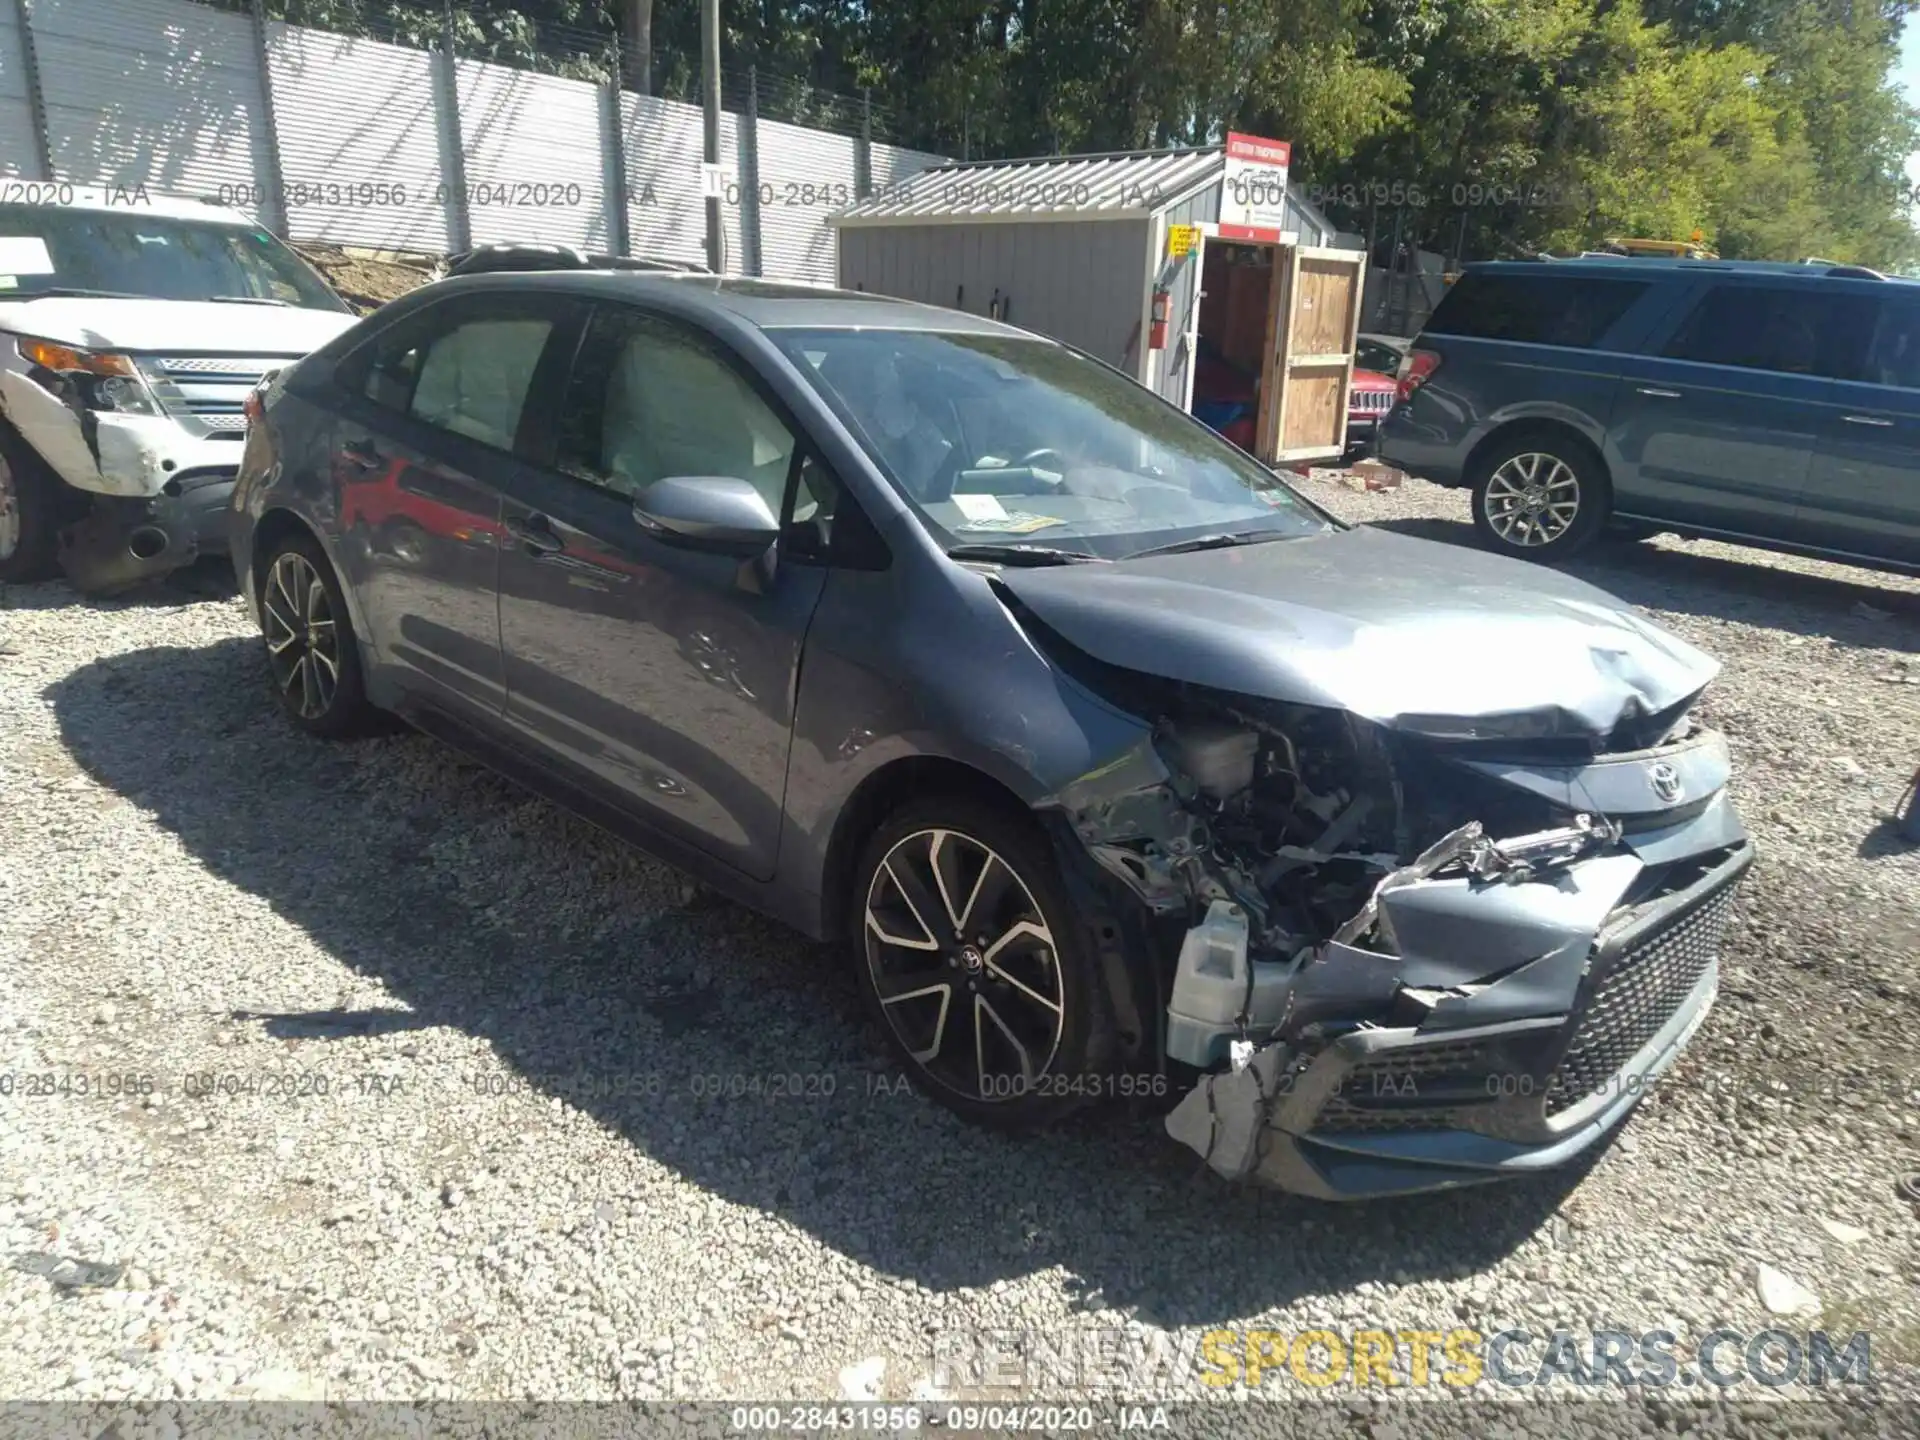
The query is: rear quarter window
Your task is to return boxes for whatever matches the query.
[1426,272,1650,349]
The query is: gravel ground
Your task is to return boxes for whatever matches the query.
[1,479,1916,1429]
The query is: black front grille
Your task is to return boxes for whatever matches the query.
[1314,1039,1496,1135]
[1545,883,1738,1116]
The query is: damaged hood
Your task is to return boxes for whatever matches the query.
[1000,525,1717,741]
[0,297,356,355]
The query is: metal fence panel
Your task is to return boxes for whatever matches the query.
[756,117,857,284]
[34,0,271,215]
[455,57,609,252]
[0,0,39,179]
[266,23,454,251]
[621,91,746,271]
[7,0,939,267]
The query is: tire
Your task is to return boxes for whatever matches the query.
[1469,431,1612,560]
[852,795,1109,1130]
[0,426,65,583]
[257,532,380,738]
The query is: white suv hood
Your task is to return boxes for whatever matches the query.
[0,296,358,355]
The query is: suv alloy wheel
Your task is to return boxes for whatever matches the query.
[1469,433,1611,559]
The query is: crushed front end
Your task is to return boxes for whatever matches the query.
[0,337,284,591]
[1048,676,1751,1201]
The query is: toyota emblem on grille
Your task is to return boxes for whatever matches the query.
[1649,762,1684,804]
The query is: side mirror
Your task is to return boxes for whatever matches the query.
[632,475,780,555]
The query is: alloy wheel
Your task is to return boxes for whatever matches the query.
[0,455,19,561]
[863,827,1066,1102]
[262,551,341,721]
[1484,451,1581,547]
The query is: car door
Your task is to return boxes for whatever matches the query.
[495,302,831,882]
[1606,280,1875,536]
[330,292,583,718]
[1799,294,1920,566]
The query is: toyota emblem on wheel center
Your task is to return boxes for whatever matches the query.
[1650,762,1684,804]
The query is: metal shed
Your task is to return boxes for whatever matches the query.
[830,141,1365,462]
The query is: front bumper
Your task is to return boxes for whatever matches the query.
[0,364,247,499]
[56,469,236,593]
[1165,827,1753,1200]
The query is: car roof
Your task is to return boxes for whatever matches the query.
[431,269,1048,337]
[0,187,258,227]
[1464,256,1915,284]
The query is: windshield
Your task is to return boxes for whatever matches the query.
[1354,338,1403,374]
[772,327,1330,558]
[0,204,348,310]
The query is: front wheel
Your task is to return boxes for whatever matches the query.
[258,534,381,738]
[0,429,64,583]
[1469,435,1611,559]
[853,797,1108,1129]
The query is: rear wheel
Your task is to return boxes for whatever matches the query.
[258,534,380,738]
[0,429,64,583]
[1469,433,1611,560]
[853,797,1107,1129]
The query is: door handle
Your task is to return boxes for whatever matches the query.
[1842,414,1894,427]
[340,437,384,470]
[506,513,565,555]
[1636,387,1682,399]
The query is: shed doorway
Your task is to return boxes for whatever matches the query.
[1189,239,1278,455]
[1185,236,1365,464]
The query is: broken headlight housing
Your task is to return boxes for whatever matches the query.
[16,335,164,416]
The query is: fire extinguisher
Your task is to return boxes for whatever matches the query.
[1148,287,1170,350]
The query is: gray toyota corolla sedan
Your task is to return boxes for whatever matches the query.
[230,270,1753,1200]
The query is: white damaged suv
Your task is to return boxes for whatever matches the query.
[0,189,359,590]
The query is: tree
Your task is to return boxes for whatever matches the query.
[624,0,653,94]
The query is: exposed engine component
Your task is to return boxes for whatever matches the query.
[1051,682,1644,1075]
[1160,721,1258,803]
[1164,897,1292,1068]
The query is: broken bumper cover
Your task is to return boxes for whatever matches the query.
[56,469,236,593]
[1165,816,1753,1200]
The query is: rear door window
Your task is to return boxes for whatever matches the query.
[408,318,553,451]
[343,300,557,454]
[1425,272,1650,348]
[1661,284,1876,381]
[1858,302,1920,390]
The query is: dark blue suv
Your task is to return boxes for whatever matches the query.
[1378,258,1920,573]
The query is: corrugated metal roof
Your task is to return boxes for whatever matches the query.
[831,146,1223,226]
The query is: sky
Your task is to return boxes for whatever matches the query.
[1903,22,1920,191]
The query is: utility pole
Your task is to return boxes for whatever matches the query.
[702,0,722,272]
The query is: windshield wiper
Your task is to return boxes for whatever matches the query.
[946,542,1106,566]
[207,295,290,307]
[1123,528,1301,559]
[11,286,150,301]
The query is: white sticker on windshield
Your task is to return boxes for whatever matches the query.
[0,237,54,275]
[952,492,1008,522]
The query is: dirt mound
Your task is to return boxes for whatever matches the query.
[292,244,439,313]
